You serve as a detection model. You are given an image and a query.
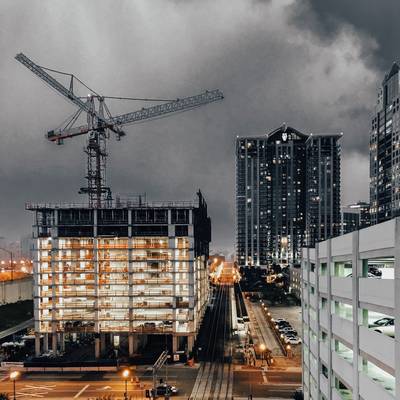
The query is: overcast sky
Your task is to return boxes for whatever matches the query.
[0,0,399,253]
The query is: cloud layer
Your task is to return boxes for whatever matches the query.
[0,0,389,251]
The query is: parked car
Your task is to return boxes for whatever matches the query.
[286,337,302,345]
[278,326,294,332]
[369,317,395,338]
[368,265,382,277]
[283,335,296,343]
[275,321,290,326]
[281,329,298,336]
[347,272,380,278]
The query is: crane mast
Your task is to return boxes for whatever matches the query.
[15,53,224,207]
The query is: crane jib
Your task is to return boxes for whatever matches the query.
[15,51,224,207]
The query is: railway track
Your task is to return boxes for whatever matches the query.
[189,285,233,400]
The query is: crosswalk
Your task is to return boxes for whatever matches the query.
[189,362,233,399]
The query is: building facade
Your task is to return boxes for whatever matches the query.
[27,192,211,358]
[289,264,302,301]
[236,124,341,267]
[301,218,400,400]
[304,135,342,247]
[341,201,371,235]
[370,63,400,225]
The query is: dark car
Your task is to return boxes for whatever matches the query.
[368,265,382,277]
[156,383,178,396]
[276,321,291,327]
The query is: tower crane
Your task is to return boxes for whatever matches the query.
[15,53,224,208]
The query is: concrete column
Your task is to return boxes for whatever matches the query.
[52,332,57,353]
[314,245,320,399]
[327,239,333,400]
[352,230,360,400]
[35,333,41,357]
[43,333,49,352]
[60,333,65,352]
[100,333,106,355]
[172,335,178,353]
[140,334,148,348]
[128,333,138,357]
[187,335,194,354]
[95,337,100,359]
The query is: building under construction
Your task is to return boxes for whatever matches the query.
[27,192,211,358]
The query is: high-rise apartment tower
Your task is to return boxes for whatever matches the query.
[370,62,400,224]
[236,124,341,267]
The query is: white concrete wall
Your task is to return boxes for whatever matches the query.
[359,278,394,310]
[359,219,396,253]
[301,217,399,400]
[0,277,33,305]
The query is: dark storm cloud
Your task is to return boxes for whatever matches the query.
[291,0,400,71]
[0,0,385,252]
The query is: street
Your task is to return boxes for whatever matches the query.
[0,285,301,399]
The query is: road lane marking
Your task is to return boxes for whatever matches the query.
[97,385,112,391]
[213,362,224,399]
[203,362,216,399]
[24,384,56,390]
[74,384,90,398]
[16,392,45,398]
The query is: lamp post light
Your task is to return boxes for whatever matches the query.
[259,343,266,366]
[122,368,130,400]
[10,371,20,400]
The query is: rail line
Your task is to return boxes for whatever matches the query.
[189,285,233,400]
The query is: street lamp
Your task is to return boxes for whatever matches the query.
[10,371,20,400]
[122,368,130,400]
[259,343,266,366]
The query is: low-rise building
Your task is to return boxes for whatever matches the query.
[301,218,400,400]
[341,201,371,235]
[27,192,211,358]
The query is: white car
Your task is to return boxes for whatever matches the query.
[286,337,302,345]
[370,317,395,338]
